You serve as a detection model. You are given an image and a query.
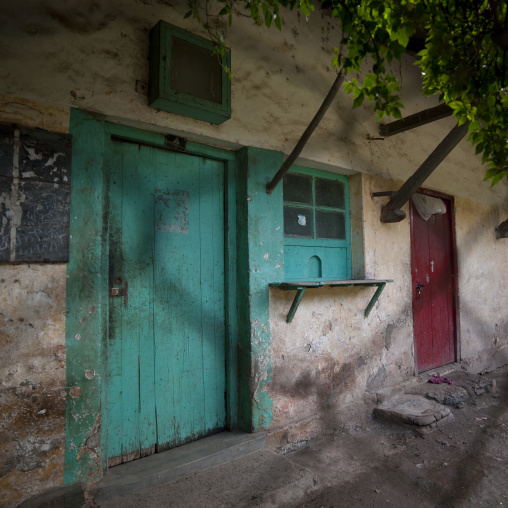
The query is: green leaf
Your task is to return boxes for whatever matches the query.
[468,120,480,131]
[274,14,281,30]
[353,91,365,108]
[491,172,504,186]
[397,30,410,48]
[363,74,375,89]
[483,167,499,180]
[391,107,402,119]
[456,114,467,126]
[475,142,484,155]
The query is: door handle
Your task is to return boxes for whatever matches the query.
[416,283,425,299]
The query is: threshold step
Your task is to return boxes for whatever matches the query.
[95,431,266,503]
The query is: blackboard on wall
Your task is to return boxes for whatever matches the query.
[0,123,72,262]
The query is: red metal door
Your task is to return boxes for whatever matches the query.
[410,194,457,373]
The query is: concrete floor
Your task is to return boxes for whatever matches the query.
[19,365,508,508]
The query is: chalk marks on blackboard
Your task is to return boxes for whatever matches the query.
[0,123,72,262]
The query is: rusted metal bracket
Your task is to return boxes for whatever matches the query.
[379,103,453,137]
[380,122,469,223]
[266,71,345,195]
[496,218,508,239]
[270,279,393,323]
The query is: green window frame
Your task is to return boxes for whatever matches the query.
[283,166,351,281]
[149,21,231,125]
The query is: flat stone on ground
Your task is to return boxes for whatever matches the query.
[374,394,451,426]
[405,383,469,406]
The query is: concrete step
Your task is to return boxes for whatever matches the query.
[18,431,269,507]
[96,448,320,508]
[94,431,267,503]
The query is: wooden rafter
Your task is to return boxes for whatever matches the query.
[379,103,453,137]
[266,72,345,195]
[380,122,469,223]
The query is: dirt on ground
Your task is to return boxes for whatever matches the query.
[292,365,508,508]
[98,365,508,508]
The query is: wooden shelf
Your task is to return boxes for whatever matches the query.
[270,279,394,323]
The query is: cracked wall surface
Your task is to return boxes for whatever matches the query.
[0,96,69,507]
[268,173,508,447]
[0,0,507,502]
[0,264,67,507]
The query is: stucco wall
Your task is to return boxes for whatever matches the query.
[0,0,507,502]
[268,173,508,445]
[269,173,414,443]
[0,264,67,507]
[0,0,506,206]
[456,197,508,372]
[0,99,69,506]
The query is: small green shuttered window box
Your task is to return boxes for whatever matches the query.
[283,167,351,281]
[149,21,231,124]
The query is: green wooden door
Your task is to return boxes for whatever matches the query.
[106,140,226,466]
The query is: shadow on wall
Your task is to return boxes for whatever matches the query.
[270,285,414,426]
[458,300,508,371]
[454,203,508,370]
[272,353,361,439]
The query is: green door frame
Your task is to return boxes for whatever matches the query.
[64,109,238,484]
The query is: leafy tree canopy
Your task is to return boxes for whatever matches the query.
[186,0,508,186]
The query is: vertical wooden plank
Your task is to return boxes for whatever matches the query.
[200,157,226,434]
[199,157,213,435]
[152,149,179,450]
[428,212,447,368]
[119,143,142,462]
[106,142,124,465]
[411,201,433,372]
[224,157,238,430]
[213,158,226,431]
[135,146,157,457]
[427,203,456,368]
[184,153,205,441]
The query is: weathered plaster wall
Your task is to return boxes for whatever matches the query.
[0,0,507,499]
[0,265,67,507]
[0,98,69,507]
[0,0,506,207]
[269,174,414,445]
[268,174,508,446]
[456,197,508,373]
[236,148,284,432]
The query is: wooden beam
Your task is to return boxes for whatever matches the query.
[266,72,345,195]
[496,218,508,239]
[379,103,453,137]
[381,122,469,223]
[371,191,396,197]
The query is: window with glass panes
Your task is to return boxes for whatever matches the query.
[283,168,351,281]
